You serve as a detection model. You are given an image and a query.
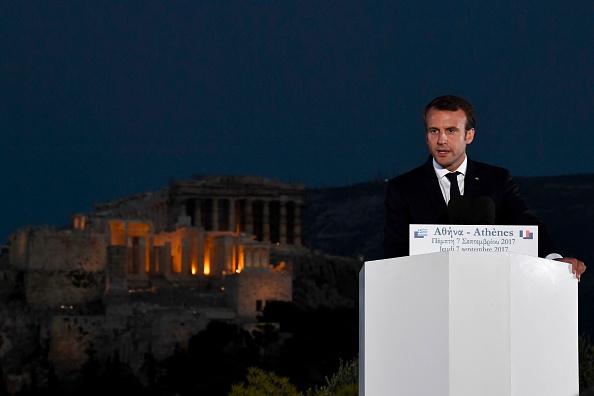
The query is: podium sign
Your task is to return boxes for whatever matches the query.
[409,224,538,257]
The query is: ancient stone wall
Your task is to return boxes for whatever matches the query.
[8,227,33,271]
[225,270,292,318]
[25,228,107,272]
[22,228,108,306]
[103,245,129,307]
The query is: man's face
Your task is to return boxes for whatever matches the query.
[425,108,474,171]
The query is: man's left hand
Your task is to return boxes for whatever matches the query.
[555,257,586,282]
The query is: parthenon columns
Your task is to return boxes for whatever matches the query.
[187,197,302,246]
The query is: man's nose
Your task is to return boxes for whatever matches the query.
[437,131,447,144]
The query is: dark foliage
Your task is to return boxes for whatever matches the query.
[152,320,261,396]
[273,306,359,391]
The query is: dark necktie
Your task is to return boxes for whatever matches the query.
[446,171,461,200]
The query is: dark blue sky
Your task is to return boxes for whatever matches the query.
[2,1,594,243]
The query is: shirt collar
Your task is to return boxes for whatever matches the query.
[432,156,468,179]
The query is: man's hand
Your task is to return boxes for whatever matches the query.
[555,257,586,282]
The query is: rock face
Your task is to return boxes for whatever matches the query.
[0,301,47,392]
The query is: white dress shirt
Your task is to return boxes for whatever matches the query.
[432,156,467,204]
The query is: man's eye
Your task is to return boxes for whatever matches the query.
[447,129,457,134]
[428,129,438,134]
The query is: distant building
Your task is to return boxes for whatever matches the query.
[8,175,307,318]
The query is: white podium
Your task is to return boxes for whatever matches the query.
[359,252,579,396]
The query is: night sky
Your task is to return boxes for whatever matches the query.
[2,1,594,243]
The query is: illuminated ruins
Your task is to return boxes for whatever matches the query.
[10,175,307,316]
[1,175,310,391]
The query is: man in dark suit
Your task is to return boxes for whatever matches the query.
[383,94,586,281]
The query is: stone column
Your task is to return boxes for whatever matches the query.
[138,237,146,274]
[224,235,234,272]
[193,199,202,229]
[294,204,302,246]
[181,237,190,276]
[125,223,132,274]
[212,198,219,231]
[280,200,287,244]
[245,199,253,235]
[229,198,236,232]
[237,244,244,272]
[148,234,155,273]
[263,200,270,242]
[163,242,172,277]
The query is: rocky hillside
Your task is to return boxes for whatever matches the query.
[304,180,386,262]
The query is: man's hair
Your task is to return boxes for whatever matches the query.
[423,95,476,131]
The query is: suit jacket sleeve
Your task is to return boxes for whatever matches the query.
[495,169,560,258]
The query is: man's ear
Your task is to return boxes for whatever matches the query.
[465,128,475,144]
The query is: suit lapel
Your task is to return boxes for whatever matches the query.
[421,158,448,212]
[464,159,481,199]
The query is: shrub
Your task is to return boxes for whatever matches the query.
[301,356,358,396]
[228,367,298,396]
[580,333,594,391]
